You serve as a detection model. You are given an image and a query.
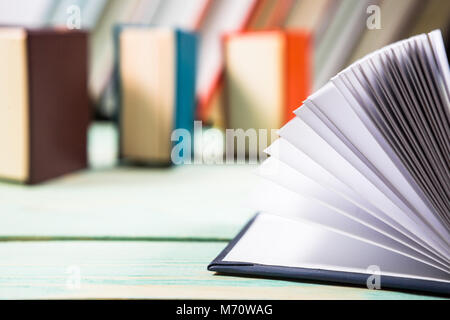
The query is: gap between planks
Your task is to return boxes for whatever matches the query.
[0,236,230,242]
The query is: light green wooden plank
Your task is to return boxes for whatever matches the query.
[0,241,442,300]
[0,165,257,239]
[0,123,258,239]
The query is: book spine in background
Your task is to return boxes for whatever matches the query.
[285,31,312,122]
[88,0,142,105]
[196,0,260,123]
[197,0,296,126]
[175,30,198,137]
[246,0,277,30]
[225,30,312,130]
[265,0,294,29]
[192,0,213,30]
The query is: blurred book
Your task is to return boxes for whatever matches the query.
[314,0,379,90]
[205,0,294,129]
[312,0,340,46]
[407,0,450,40]
[0,0,56,27]
[150,0,211,29]
[195,0,258,123]
[210,30,450,295]
[284,0,332,36]
[117,27,197,164]
[89,0,142,112]
[347,0,422,64]
[0,28,90,184]
[247,0,294,30]
[49,0,108,30]
[96,0,210,119]
[225,31,312,155]
[247,0,279,30]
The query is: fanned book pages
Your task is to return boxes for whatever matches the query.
[209,30,450,295]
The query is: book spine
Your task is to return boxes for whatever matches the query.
[175,30,198,154]
[285,31,312,122]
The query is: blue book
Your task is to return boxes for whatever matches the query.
[115,25,197,165]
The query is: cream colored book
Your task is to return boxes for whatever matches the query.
[225,31,312,157]
[119,27,197,164]
[120,29,174,163]
[226,33,285,135]
[347,0,422,64]
[0,28,89,184]
[0,29,29,182]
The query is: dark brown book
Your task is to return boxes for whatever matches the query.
[0,28,90,184]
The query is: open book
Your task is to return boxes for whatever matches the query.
[209,30,450,295]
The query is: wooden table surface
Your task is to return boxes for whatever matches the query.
[0,123,443,299]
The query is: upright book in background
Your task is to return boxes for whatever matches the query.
[347,0,422,64]
[314,0,379,90]
[284,0,333,38]
[246,0,294,31]
[246,0,279,30]
[118,27,197,164]
[97,0,210,119]
[195,0,258,123]
[0,28,90,184]
[407,0,450,40]
[225,31,312,155]
[210,30,450,295]
[149,0,211,30]
[89,0,144,114]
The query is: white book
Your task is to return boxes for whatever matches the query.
[209,30,450,296]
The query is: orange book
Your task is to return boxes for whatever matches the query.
[285,31,312,121]
[225,30,312,132]
[202,0,295,126]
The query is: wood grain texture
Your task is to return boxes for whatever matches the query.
[0,241,439,300]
